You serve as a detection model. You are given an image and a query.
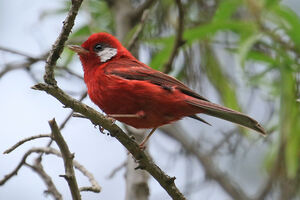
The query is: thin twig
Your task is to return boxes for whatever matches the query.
[60,91,87,129]
[74,161,101,193]
[0,63,29,78]
[0,59,40,79]
[1,147,101,194]
[49,118,81,200]
[25,162,63,200]
[35,91,87,162]
[3,134,51,154]
[56,65,84,80]
[163,0,185,74]
[208,129,237,156]
[0,148,49,185]
[43,0,84,85]
[0,46,38,60]
[107,161,127,179]
[127,9,150,51]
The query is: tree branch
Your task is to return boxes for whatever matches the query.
[0,57,43,79]
[0,148,51,186]
[163,0,185,74]
[49,118,81,200]
[3,134,51,154]
[126,9,150,51]
[0,46,41,60]
[25,161,63,200]
[1,147,101,194]
[32,83,186,200]
[36,91,87,161]
[43,0,84,85]
[74,161,101,193]
[107,161,127,179]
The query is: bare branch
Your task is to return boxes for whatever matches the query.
[60,91,87,130]
[0,63,28,78]
[1,147,101,194]
[56,65,84,80]
[39,147,101,193]
[25,162,63,200]
[74,161,101,193]
[208,129,237,156]
[0,147,51,186]
[0,46,39,60]
[32,83,186,200]
[50,148,101,193]
[35,92,87,161]
[49,118,81,200]
[163,0,185,74]
[107,161,127,179]
[0,58,41,79]
[43,0,84,85]
[3,134,51,154]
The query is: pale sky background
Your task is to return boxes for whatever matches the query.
[0,0,299,199]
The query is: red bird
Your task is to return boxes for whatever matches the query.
[68,32,266,146]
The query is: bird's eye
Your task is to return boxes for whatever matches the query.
[94,43,104,52]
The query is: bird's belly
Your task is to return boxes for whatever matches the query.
[88,78,198,128]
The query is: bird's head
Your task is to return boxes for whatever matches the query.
[68,32,134,67]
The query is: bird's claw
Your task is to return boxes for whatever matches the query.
[98,126,105,133]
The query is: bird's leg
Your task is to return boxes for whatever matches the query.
[139,127,157,149]
[108,111,145,119]
[108,114,140,118]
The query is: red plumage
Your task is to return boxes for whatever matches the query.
[68,32,266,139]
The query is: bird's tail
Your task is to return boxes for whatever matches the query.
[186,99,266,136]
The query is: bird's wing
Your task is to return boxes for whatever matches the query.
[105,58,266,135]
[104,58,210,102]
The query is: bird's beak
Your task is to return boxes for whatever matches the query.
[67,45,89,54]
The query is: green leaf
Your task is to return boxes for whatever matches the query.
[264,0,280,8]
[271,5,300,47]
[238,33,262,67]
[184,21,257,45]
[286,127,300,178]
[279,61,300,178]
[70,25,91,38]
[213,0,241,22]
[246,50,276,66]
[201,43,241,111]
[149,43,173,71]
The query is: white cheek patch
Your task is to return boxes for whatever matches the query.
[97,47,117,62]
